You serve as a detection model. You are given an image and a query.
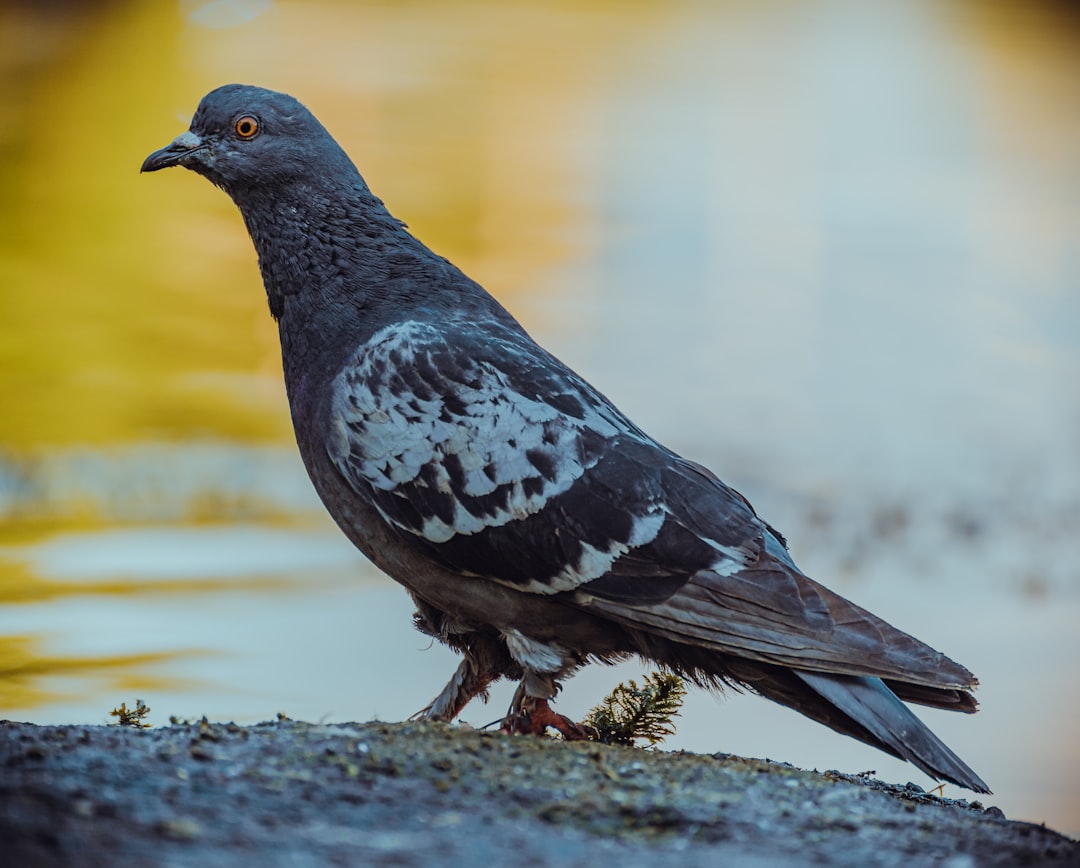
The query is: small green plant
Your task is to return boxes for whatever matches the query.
[585,672,687,746]
[109,699,151,728]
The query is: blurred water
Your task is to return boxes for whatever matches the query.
[1,0,1078,838]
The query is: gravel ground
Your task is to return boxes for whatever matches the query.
[1,718,1075,867]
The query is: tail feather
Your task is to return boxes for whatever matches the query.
[796,670,990,793]
[883,678,979,713]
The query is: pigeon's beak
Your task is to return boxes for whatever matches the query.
[141,131,206,173]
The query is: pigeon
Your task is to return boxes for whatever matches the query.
[142,84,989,793]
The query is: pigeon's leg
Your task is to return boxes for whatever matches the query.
[500,678,593,741]
[410,599,513,721]
[412,656,495,722]
[496,629,593,739]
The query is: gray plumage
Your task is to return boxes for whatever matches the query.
[142,84,989,793]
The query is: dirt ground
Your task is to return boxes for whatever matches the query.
[1,718,1075,867]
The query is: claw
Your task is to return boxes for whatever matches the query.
[501,695,594,741]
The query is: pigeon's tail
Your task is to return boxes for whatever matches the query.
[619,636,990,793]
[792,670,990,793]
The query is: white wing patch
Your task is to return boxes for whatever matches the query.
[549,509,667,587]
[705,543,749,577]
[327,320,619,545]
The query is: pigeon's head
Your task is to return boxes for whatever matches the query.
[141,84,352,197]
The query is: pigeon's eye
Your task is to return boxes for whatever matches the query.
[234,115,260,139]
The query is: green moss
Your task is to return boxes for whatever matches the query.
[584,672,687,747]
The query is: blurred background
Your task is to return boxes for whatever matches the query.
[1,0,1078,837]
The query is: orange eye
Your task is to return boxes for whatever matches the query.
[234,115,259,139]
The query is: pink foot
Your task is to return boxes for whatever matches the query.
[501,696,593,741]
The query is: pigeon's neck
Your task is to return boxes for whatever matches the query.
[231,172,515,406]
[234,176,409,318]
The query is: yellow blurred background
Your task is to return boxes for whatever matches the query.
[1,0,1078,836]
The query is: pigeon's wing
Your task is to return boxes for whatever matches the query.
[583,536,981,690]
[325,318,977,691]
[325,318,763,598]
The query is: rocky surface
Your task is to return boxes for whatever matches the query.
[1,718,1075,867]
